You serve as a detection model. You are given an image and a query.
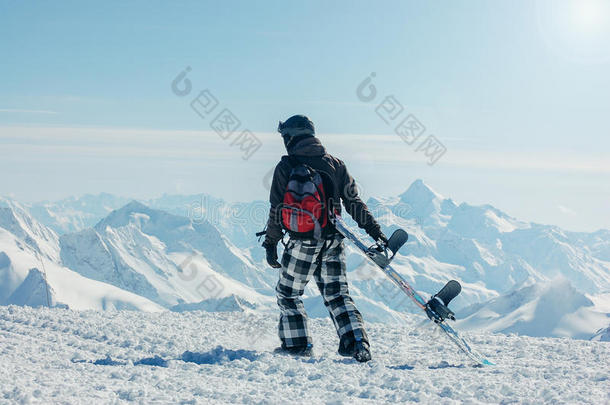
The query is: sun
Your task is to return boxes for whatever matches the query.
[536,0,610,62]
[571,0,610,35]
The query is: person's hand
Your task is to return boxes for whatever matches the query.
[370,230,388,247]
[376,233,388,246]
[262,240,282,268]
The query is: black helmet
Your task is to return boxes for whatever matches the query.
[278,115,315,138]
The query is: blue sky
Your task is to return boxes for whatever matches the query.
[1,0,609,231]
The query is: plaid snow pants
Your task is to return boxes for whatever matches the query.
[276,234,368,348]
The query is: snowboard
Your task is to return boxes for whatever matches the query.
[332,214,493,366]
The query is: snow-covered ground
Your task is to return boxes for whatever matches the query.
[1,306,608,404]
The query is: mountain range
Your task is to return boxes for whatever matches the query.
[1,180,609,339]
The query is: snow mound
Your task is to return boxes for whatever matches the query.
[591,325,610,342]
[170,294,259,312]
[5,268,58,308]
[458,278,610,339]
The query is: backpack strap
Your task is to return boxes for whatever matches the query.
[281,155,300,169]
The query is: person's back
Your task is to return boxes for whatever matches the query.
[262,115,387,362]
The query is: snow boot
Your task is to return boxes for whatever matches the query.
[338,335,371,363]
[275,342,314,357]
[352,340,372,363]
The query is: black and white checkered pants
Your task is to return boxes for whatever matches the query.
[276,234,368,348]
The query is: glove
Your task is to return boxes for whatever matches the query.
[262,240,282,269]
[376,233,388,245]
[370,229,388,247]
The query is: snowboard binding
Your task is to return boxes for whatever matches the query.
[425,280,461,323]
[365,229,409,268]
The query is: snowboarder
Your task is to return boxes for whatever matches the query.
[262,114,388,362]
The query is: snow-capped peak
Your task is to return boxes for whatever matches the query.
[392,179,455,228]
[398,179,444,205]
[94,200,157,230]
[0,197,60,262]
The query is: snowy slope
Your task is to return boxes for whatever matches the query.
[0,222,163,311]
[148,194,268,248]
[59,201,274,309]
[457,277,610,339]
[0,198,60,262]
[0,306,608,404]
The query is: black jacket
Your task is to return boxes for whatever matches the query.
[264,136,382,245]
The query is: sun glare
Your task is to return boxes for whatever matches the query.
[571,0,610,34]
[536,0,610,62]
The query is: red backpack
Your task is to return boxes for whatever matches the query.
[280,158,329,240]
